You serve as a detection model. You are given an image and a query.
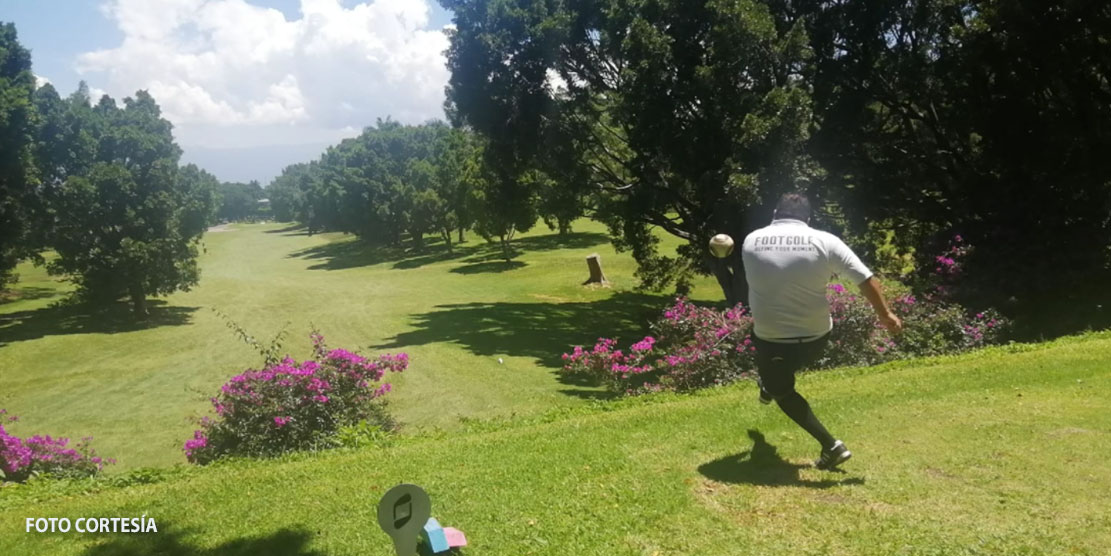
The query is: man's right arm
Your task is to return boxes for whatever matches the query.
[859,276,903,334]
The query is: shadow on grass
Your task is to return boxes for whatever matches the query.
[0,300,197,347]
[289,240,406,270]
[79,523,327,556]
[557,388,616,400]
[0,286,61,305]
[265,223,310,235]
[289,231,610,272]
[392,247,471,270]
[450,260,528,274]
[374,291,667,401]
[698,430,864,489]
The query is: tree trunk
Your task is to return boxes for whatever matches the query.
[558,219,571,236]
[500,236,512,262]
[412,231,425,252]
[130,283,148,318]
[584,254,608,285]
[442,228,453,253]
[708,251,748,306]
[458,227,465,243]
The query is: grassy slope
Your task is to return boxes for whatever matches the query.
[2,333,1109,555]
[0,221,718,469]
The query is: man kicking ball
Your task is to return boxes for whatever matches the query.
[740,193,902,469]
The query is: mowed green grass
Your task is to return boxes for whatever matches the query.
[2,333,1109,555]
[0,221,718,469]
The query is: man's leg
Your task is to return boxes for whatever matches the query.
[754,336,836,450]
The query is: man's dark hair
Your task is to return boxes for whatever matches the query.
[775,193,811,221]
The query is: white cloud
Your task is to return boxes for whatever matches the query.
[76,0,451,149]
[89,86,110,102]
[34,74,51,89]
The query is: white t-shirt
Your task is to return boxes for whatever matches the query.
[741,219,872,341]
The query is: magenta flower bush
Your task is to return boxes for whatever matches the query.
[563,289,1012,396]
[185,333,407,464]
[917,234,975,301]
[0,410,114,482]
[562,298,756,394]
[822,286,1010,367]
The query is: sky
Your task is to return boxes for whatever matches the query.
[3,0,455,184]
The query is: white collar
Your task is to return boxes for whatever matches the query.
[770,218,808,226]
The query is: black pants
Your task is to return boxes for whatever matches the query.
[753,333,836,450]
[753,334,829,398]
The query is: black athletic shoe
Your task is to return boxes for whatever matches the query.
[756,378,773,405]
[758,387,773,405]
[815,440,852,470]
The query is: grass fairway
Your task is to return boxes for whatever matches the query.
[2,333,1109,555]
[0,221,718,469]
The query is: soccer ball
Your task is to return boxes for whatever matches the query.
[708,234,734,258]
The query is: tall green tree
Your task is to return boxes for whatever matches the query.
[468,151,540,262]
[48,92,215,316]
[268,163,310,223]
[216,180,264,222]
[442,0,815,300]
[0,22,38,289]
[804,0,1111,333]
[431,127,479,250]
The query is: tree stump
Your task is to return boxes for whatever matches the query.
[584,253,609,285]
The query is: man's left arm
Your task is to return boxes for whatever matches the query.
[827,235,903,334]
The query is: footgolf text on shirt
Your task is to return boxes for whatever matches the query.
[25,516,158,534]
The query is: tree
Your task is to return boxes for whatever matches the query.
[268,163,309,223]
[216,180,264,222]
[804,0,1111,334]
[442,0,815,301]
[430,127,479,251]
[468,152,540,262]
[0,22,38,289]
[47,92,215,316]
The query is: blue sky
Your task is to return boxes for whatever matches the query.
[3,0,456,184]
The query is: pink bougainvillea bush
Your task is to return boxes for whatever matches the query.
[185,333,407,464]
[0,410,115,483]
[562,298,757,394]
[821,285,1010,368]
[563,290,1012,396]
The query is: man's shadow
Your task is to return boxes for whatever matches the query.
[698,430,865,489]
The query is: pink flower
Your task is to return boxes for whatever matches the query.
[183,430,208,458]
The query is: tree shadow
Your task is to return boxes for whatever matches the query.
[449,260,528,274]
[289,241,406,270]
[374,290,669,371]
[508,231,609,252]
[265,223,310,235]
[289,231,610,272]
[698,430,865,489]
[391,248,472,270]
[78,523,327,556]
[0,286,61,305]
[0,300,197,347]
[459,250,522,264]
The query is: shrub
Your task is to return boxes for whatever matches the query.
[0,410,114,483]
[562,298,756,394]
[562,291,1013,396]
[185,333,407,464]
